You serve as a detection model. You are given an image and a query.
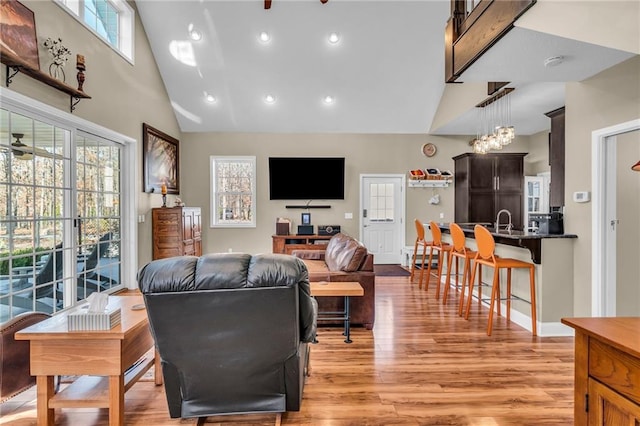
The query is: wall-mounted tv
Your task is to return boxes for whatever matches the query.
[269,157,345,200]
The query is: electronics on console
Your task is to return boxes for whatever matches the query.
[297,225,314,235]
[318,225,341,236]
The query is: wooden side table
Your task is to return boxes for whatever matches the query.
[15,296,160,426]
[310,281,364,343]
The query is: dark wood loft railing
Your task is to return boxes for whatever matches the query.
[445,0,536,83]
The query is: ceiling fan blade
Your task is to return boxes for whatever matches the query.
[33,146,60,159]
[11,142,62,160]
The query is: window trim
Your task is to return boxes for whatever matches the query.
[210,156,257,228]
[53,0,135,64]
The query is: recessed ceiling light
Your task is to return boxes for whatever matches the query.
[259,31,271,43]
[190,30,202,41]
[544,55,564,67]
[188,23,202,41]
[205,94,217,103]
[323,95,335,104]
[328,32,340,44]
[264,94,276,104]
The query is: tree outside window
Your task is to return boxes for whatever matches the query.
[210,156,256,228]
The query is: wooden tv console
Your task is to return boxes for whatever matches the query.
[272,234,333,254]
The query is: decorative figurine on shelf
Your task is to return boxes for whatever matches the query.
[161,182,167,207]
[43,37,71,82]
[76,54,86,91]
[174,197,185,207]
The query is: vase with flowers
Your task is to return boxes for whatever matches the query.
[43,37,71,82]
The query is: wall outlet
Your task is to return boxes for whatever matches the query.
[439,212,444,219]
[345,212,353,219]
[228,248,233,253]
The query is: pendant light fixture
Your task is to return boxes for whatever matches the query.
[471,88,516,154]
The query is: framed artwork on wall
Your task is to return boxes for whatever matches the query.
[143,123,180,194]
[301,212,311,225]
[0,0,40,70]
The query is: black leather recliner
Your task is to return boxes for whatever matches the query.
[137,253,317,421]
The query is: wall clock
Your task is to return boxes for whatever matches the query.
[422,143,437,157]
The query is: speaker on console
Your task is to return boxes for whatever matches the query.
[297,225,314,235]
[318,225,341,236]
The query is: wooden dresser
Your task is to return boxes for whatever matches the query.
[152,207,202,259]
[561,317,640,425]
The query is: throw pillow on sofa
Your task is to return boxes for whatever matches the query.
[325,233,367,272]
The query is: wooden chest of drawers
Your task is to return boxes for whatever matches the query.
[152,207,202,260]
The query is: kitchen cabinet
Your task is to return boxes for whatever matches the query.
[152,207,202,260]
[453,153,526,230]
[545,107,565,208]
[561,317,640,426]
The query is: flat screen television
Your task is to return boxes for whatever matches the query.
[269,157,345,200]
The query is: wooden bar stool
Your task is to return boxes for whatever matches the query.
[465,224,537,336]
[423,222,452,299]
[410,219,433,289]
[443,223,479,316]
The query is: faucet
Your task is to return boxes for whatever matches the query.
[495,209,513,233]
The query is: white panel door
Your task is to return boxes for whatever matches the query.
[360,175,404,264]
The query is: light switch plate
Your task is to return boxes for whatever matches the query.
[573,191,590,203]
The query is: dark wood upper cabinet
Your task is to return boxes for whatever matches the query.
[545,107,565,208]
[454,153,526,230]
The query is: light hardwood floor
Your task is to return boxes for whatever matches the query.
[0,274,575,425]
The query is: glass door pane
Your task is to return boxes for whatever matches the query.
[0,110,72,322]
[76,133,121,300]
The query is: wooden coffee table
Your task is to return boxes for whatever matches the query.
[15,295,160,426]
[310,281,364,343]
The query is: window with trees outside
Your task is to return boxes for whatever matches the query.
[55,0,134,61]
[210,156,256,228]
[0,108,123,323]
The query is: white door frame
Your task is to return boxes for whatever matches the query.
[359,174,406,263]
[591,118,640,316]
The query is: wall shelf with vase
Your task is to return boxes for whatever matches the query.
[1,48,90,112]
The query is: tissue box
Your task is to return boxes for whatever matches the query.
[68,306,122,331]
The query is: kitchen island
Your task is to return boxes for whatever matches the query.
[436,223,577,336]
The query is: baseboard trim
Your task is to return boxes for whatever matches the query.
[439,276,575,337]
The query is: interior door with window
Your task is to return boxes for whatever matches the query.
[360,175,404,264]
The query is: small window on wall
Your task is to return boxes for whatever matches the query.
[55,0,134,62]
[210,156,256,228]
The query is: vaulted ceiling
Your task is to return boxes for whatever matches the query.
[136,0,637,135]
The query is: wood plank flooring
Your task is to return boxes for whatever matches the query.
[0,275,576,425]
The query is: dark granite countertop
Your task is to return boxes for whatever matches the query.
[438,223,578,240]
[436,223,577,264]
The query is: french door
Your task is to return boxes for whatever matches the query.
[0,108,123,322]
